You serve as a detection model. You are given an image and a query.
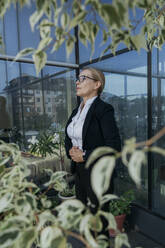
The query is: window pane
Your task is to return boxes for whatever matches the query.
[79,7,144,63]
[152,46,165,217]
[46,29,76,63]
[0,61,7,94]
[20,68,76,149]
[20,63,42,143]
[4,5,18,55]
[42,69,77,131]
[43,65,67,77]
[6,61,21,135]
[18,4,40,51]
[94,50,148,206]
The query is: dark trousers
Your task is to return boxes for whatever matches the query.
[75,162,114,238]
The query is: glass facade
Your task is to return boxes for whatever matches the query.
[0,2,164,224]
[92,50,148,206]
[151,46,165,217]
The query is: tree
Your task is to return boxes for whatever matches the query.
[0,0,165,74]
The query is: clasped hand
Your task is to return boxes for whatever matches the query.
[69,146,84,163]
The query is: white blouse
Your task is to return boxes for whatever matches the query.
[67,96,97,150]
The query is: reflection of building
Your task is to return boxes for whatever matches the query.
[5,74,74,130]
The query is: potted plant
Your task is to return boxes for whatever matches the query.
[58,184,76,201]
[109,190,134,237]
[28,132,59,158]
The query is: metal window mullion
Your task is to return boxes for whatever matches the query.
[147,50,152,210]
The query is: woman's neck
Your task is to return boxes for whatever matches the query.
[82,95,98,105]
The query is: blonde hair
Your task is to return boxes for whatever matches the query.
[82,67,105,95]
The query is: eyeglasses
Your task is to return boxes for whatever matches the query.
[75,75,97,83]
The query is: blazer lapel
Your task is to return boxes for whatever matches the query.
[82,97,100,143]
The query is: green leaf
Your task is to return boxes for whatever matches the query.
[149,146,165,156]
[79,213,98,247]
[0,0,10,18]
[102,4,121,27]
[40,226,64,248]
[16,227,37,248]
[66,36,76,57]
[0,228,20,248]
[45,4,51,19]
[56,199,85,229]
[14,48,35,61]
[39,19,54,39]
[128,150,146,187]
[86,146,116,169]
[102,29,108,44]
[91,156,116,200]
[37,210,57,231]
[36,0,47,10]
[29,10,44,31]
[61,13,70,29]
[0,156,10,166]
[32,50,47,75]
[100,194,118,206]
[51,236,67,248]
[1,216,30,230]
[131,33,147,51]
[16,197,32,216]
[51,0,57,10]
[69,11,87,30]
[100,210,117,230]
[18,0,30,7]
[44,170,68,186]
[37,37,52,51]
[0,192,14,213]
[115,233,130,248]
[89,215,102,232]
[79,30,87,46]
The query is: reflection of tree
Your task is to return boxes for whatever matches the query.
[24,113,53,131]
[56,105,67,128]
[102,92,148,144]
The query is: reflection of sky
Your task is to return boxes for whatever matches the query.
[21,63,39,77]
[7,62,20,82]
[104,74,124,96]
[2,3,75,63]
[4,5,18,55]
[79,6,145,63]
[88,49,147,74]
[104,74,147,97]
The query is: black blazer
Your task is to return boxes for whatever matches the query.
[65,96,121,172]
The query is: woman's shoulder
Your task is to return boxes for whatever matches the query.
[95,97,114,112]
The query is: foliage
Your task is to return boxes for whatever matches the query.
[0,0,165,73]
[28,132,59,157]
[60,184,75,197]
[9,126,23,148]
[109,190,134,216]
[0,128,165,248]
[27,131,64,158]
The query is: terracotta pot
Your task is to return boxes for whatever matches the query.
[109,214,126,237]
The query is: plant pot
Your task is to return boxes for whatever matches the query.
[109,214,126,237]
[58,192,76,202]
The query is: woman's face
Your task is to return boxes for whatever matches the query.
[76,69,101,99]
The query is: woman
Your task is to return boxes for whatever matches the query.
[65,67,121,212]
